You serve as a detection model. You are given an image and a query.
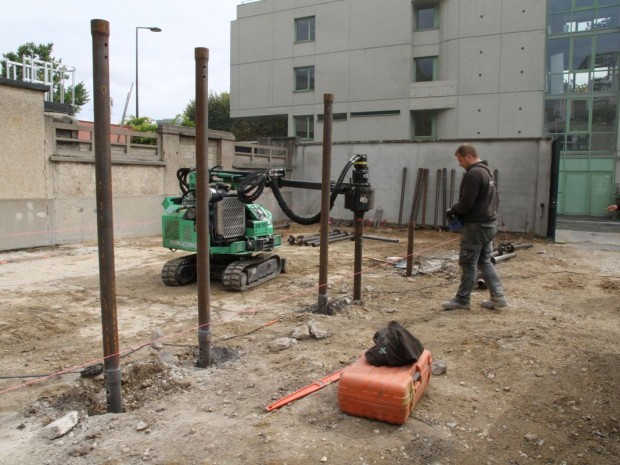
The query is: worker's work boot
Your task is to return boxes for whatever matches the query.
[441,299,470,310]
[480,298,507,309]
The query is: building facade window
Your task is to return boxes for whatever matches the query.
[414,4,438,30]
[295,16,316,42]
[294,66,315,91]
[294,115,314,140]
[411,111,436,138]
[350,110,400,117]
[545,0,620,215]
[414,56,438,82]
[546,32,619,95]
[548,3,619,34]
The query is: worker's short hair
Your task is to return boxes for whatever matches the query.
[455,143,478,158]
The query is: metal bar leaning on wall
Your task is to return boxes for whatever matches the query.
[398,167,407,229]
[434,169,441,228]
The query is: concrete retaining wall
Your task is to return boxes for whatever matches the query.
[0,79,553,251]
[284,139,553,237]
[0,79,235,251]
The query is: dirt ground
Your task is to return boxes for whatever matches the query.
[0,224,618,465]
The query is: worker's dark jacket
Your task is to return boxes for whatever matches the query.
[450,161,498,223]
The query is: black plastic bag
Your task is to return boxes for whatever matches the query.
[364,321,424,367]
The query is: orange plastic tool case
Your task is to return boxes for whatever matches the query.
[338,349,432,425]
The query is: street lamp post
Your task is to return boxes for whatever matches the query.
[135,26,162,118]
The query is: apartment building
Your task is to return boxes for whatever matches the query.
[230,0,620,216]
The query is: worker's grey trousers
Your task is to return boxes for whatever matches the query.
[454,221,505,303]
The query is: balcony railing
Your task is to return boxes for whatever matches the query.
[3,56,75,105]
[50,122,163,165]
[233,142,288,169]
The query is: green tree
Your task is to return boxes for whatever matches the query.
[1,42,90,113]
[231,117,287,141]
[124,116,158,145]
[182,91,232,131]
[181,91,287,140]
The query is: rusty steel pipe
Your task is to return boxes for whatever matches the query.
[434,168,441,227]
[329,234,354,244]
[318,94,333,314]
[91,19,122,414]
[405,168,423,276]
[421,168,429,227]
[512,243,534,250]
[408,168,423,224]
[361,234,399,243]
[353,211,364,301]
[317,233,353,246]
[397,167,407,228]
[412,168,425,224]
[306,230,341,240]
[405,217,416,277]
[305,231,344,246]
[442,167,448,226]
[195,47,212,368]
[449,168,456,206]
[310,232,349,246]
[491,252,517,264]
[297,233,321,244]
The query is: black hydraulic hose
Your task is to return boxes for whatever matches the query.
[237,172,267,203]
[270,181,322,225]
[269,154,362,225]
[177,167,192,195]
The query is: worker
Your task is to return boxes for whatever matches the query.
[442,143,506,311]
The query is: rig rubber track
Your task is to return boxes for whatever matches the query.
[161,254,197,286]
[221,254,282,291]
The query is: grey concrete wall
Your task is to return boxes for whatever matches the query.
[0,79,236,251]
[277,139,553,237]
[0,78,553,252]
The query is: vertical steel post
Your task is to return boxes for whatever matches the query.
[434,168,441,227]
[406,168,423,277]
[397,167,407,228]
[91,19,122,414]
[352,209,364,300]
[421,168,429,227]
[350,155,370,301]
[318,94,333,314]
[442,167,448,226]
[449,168,456,206]
[195,48,212,367]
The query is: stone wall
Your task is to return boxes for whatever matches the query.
[0,78,554,252]
[0,79,236,251]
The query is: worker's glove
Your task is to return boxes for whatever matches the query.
[446,209,463,232]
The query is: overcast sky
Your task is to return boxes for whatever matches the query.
[1,0,243,123]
